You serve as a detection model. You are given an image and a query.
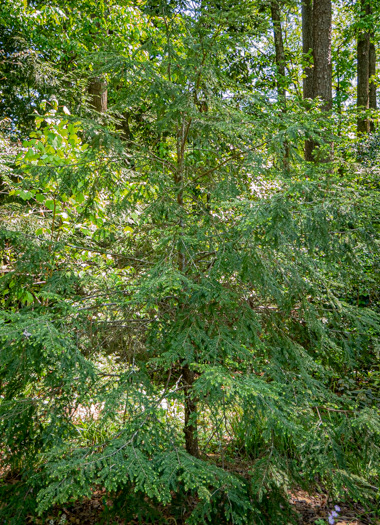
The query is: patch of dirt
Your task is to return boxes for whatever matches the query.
[289,490,377,525]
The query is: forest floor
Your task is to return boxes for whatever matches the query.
[21,488,377,525]
[289,490,375,525]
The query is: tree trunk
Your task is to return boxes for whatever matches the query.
[357,0,371,134]
[369,36,377,131]
[176,119,200,459]
[311,0,332,162]
[182,364,200,458]
[117,112,132,142]
[312,0,332,111]
[270,0,289,170]
[88,78,108,114]
[302,0,314,161]
[302,0,314,100]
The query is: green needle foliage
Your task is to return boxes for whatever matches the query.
[0,0,379,523]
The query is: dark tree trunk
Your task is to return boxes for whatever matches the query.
[310,0,332,162]
[182,364,200,458]
[302,0,314,161]
[357,2,370,134]
[312,0,332,111]
[270,0,289,170]
[302,0,314,100]
[369,36,377,131]
[117,112,132,142]
[356,0,376,134]
[88,78,108,113]
[176,119,199,459]
[356,0,371,135]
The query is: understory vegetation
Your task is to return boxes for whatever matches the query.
[0,0,379,523]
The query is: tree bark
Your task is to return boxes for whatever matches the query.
[312,0,332,111]
[310,0,332,162]
[369,39,377,111]
[357,0,371,134]
[302,0,314,161]
[369,36,377,131]
[88,78,108,113]
[302,0,314,100]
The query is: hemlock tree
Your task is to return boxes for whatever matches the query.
[0,0,379,524]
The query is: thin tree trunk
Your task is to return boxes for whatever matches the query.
[117,112,132,142]
[302,0,314,161]
[182,364,200,458]
[270,0,289,170]
[176,119,200,459]
[88,78,108,113]
[271,1,286,99]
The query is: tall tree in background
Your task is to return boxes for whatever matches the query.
[302,0,332,161]
[369,34,377,131]
[88,11,108,114]
[357,0,378,133]
[312,0,332,110]
[357,0,371,134]
[88,77,108,113]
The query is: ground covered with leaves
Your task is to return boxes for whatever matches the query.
[16,487,376,525]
